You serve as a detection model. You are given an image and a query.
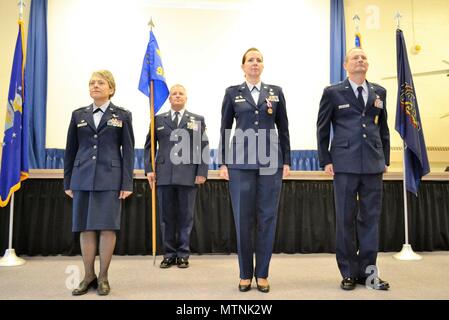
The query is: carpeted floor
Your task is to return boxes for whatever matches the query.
[0,252,448,300]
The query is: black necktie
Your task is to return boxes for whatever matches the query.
[173,111,180,128]
[357,86,365,108]
[93,108,103,114]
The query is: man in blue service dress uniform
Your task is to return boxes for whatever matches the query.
[144,84,209,269]
[317,47,390,291]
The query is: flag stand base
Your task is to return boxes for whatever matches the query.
[393,244,422,261]
[0,249,26,267]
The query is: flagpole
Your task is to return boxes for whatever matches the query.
[393,143,422,260]
[150,79,157,266]
[0,197,26,267]
[147,18,157,266]
[393,12,422,261]
[0,0,27,268]
[353,14,361,47]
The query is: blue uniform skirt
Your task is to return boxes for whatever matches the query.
[72,191,121,232]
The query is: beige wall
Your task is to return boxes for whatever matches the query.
[344,0,449,171]
[45,0,329,150]
[1,1,448,171]
[0,0,29,154]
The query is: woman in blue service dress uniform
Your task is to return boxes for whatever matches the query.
[64,70,135,296]
[219,48,291,293]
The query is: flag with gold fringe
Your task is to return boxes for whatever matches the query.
[395,29,430,195]
[0,21,29,207]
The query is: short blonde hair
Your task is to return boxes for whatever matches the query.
[169,84,187,94]
[344,47,366,63]
[91,70,116,98]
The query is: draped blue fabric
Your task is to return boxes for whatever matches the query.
[45,149,64,169]
[330,0,346,84]
[25,0,48,168]
[44,149,319,171]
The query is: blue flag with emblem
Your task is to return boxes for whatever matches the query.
[138,30,169,114]
[0,21,29,207]
[395,29,430,195]
[355,31,362,47]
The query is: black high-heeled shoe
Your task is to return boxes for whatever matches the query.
[256,279,270,293]
[238,279,252,292]
[72,277,98,296]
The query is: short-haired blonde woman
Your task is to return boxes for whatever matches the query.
[64,70,135,296]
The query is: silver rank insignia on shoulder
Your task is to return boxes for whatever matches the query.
[107,118,123,128]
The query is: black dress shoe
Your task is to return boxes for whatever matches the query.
[97,279,111,296]
[238,280,252,292]
[256,281,270,293]
[177,257,189,268]
[72,277,98,296]
[357,277,390,290]
[340,277,356,290]
[160,257,177,268]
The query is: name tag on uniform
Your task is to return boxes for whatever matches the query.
[107,118,123,127]
[77,122,87,127]
[338,104,350,109]
[157,126,165,131]
[235,98,246,103]
[267,95,279,102]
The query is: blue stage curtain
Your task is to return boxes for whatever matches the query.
[45,149,320,171]
[330,0,346,84]
[25,0,48,169]
[290,150,320,171]
[45,149,64,169]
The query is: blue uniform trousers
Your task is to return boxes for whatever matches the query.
[333,173,383,278]
[157,185,197,259]
[228,168,283,279]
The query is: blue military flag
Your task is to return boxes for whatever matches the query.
[0,21,29,207]
[138,30,169,114]
[355,31,362,48]
[395,29,430,195]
